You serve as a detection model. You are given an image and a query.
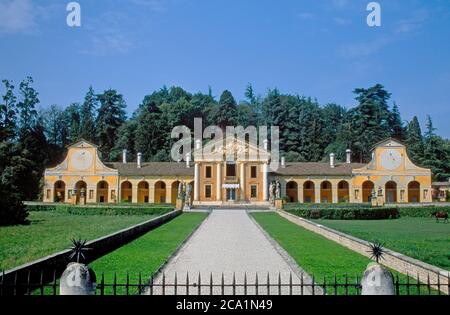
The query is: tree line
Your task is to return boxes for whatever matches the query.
[1,77,450,225]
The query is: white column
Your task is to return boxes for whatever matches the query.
[263,163,269,201]
[132,183,138,204]
[240,162,246,201]
[217,163,222,201]
[194,163,200,201]
[315,182,321,204]
[298,182,303,204]
[332,184,338,204]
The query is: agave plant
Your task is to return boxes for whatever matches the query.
[368,241,385,264]
[68,238,91,263]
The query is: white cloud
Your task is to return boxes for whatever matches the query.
[331,0,350,9]
[340,37,391,58]
[0,0,36,34]
[297,12,316,20]
[333,17,351,26]
[130,0,167,12]
[395,9,429,34]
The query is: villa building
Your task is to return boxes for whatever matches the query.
[43,137,433,206]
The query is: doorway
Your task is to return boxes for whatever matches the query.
[226,188,237,202]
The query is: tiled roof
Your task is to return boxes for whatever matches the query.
[271,162,366,176]
[105,162,195,176]
[105,161,367,177]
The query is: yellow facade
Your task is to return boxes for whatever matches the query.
[43,138,434,206]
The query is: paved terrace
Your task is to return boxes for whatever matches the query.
[146,209,318,295]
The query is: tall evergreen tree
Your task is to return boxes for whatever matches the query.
[389,102,405,140]
[347,84,392,162]
[96,89,127,160]
[421,116,450,180]
[209,90,237,130]
[41,104,65,146]
[79,86,97,142]
[17,77,39,134]
[134,99,165,161]
[405,116,424,163]
[63,103,82,144]
[0,80,17,142]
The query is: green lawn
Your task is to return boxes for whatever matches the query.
[90,212,208,294]
[0,211,161,270]
[310,217,450,271]
[251,212,438,295]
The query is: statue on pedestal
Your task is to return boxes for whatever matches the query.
[184,183,192,210]
[178,181,183,200]
[275,181,281,199]
[269,181,275,205]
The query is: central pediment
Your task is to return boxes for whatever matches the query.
[195,135,270,162]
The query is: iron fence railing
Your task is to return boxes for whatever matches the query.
[1,270,449,296]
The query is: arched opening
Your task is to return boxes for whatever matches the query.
[75,181,87,205]
[171,181,181,203]
[320,181,332,203]
[121,181,132,203]
[408,181,421,203]
[286,181,298,203]
[362,181,375,203]
[337,181,350,203]
[97,181,109,203]
[385,181,397,203]
[303,181,315,204]
[154,181,166,204]
[54,180,66,203]
[138,181,149,203]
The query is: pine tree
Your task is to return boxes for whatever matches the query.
[134,99,165,161]
[96,89,127,160]
[0,80,17,142]
[389,102,405,140]
[421,116,450,180]
[210,90,237,130]
[17,77,39,134]
[63,103,82,144]
[348,84,392,162]
[79,86,97,142]
[405,116,424,164]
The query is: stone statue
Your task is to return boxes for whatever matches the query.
[275,181,281,199]
[269,181,275,204]
[178,181,183,199]
[377,186,383,197]
[185,183,192,207]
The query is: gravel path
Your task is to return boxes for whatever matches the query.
[146,209,319,295]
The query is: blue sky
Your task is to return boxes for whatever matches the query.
[0,0,449,137]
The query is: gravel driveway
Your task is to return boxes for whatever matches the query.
[145,209,318,295]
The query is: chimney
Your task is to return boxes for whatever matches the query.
[137,152,142,168]
[281,156,286,168]
[186,153,191,168]
[346,149,352,164]
[330,153,335,168]
[122,149,127,164]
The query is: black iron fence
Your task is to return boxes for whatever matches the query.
[1,270,449,296]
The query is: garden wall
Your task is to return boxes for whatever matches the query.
[277,210,450,294]
[1,209,182,295]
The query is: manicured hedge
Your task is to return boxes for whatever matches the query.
[285,207,399,220]
[25,204,174,216]
[397,206,449,218]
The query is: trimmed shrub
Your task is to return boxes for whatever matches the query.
[285,207,399,220]
[25,204,174,216]
[398,206,449,218]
